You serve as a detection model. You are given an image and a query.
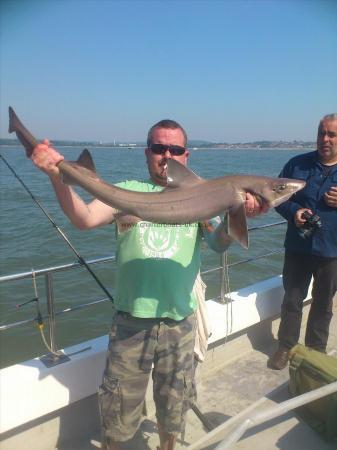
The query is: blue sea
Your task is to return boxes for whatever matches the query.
[0,146,305,368]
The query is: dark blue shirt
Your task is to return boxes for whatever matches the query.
[275,151,337,258]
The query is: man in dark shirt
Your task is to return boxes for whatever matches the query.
[270,114,337,370]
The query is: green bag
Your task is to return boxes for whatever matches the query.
[289,344,337,442]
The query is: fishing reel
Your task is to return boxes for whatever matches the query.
[298,210,322,239]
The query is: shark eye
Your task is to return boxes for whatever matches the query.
[273,184,286,193]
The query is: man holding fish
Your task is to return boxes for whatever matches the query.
[27,118,269,450]
[10,105,307,449]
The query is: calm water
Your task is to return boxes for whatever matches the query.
[0,146,304,368]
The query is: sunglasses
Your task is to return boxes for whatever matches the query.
[149,143,186,156]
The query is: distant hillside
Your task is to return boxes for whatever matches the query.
[203,140,316,149]
[0,138,315,149]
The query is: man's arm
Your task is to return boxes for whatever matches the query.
[31,140,116,229]
[201,216,233,253]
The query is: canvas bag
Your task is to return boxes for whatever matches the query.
[289,343,337,442]
[193,273,211,362]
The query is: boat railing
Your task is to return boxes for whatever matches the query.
[214,381,337,450]
[0,220,286,356]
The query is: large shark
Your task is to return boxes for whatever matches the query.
[8,106,305,248]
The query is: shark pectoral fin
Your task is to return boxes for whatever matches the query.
[228,203,249,249]
[166,159,204,188]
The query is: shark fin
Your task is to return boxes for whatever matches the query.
[228,202,249,249]
[165,159,204,189]
[76,149,96,172]
[62,149,99,185]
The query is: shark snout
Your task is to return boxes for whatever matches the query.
[270,178,306,207]
[290,179,306,192]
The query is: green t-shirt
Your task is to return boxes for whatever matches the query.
[114,179,201,320]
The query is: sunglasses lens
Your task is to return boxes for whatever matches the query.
[150,144,185,155]
[150,144,166,154]
[170,146,186,155]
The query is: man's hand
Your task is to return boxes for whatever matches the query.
[31,139,64,177]
[245,192,269,217]
[294,208,312,227]
[324,186,337,208]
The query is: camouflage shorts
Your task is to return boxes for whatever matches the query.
[98,311,196,443]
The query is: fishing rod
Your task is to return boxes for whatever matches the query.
[0,153,114,303]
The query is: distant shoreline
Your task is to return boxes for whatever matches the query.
[0,139,316,151]
[0,145,315,151]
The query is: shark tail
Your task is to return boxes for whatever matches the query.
[8,107,39,158]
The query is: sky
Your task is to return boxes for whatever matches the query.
[1,0,337,143]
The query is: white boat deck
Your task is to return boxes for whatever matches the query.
[1,287,336,450]
[60,300,337,450]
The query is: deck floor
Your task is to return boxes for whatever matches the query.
[61,300,337,450]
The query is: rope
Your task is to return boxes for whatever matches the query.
[221,216,233,342]
[31,270,62,357]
